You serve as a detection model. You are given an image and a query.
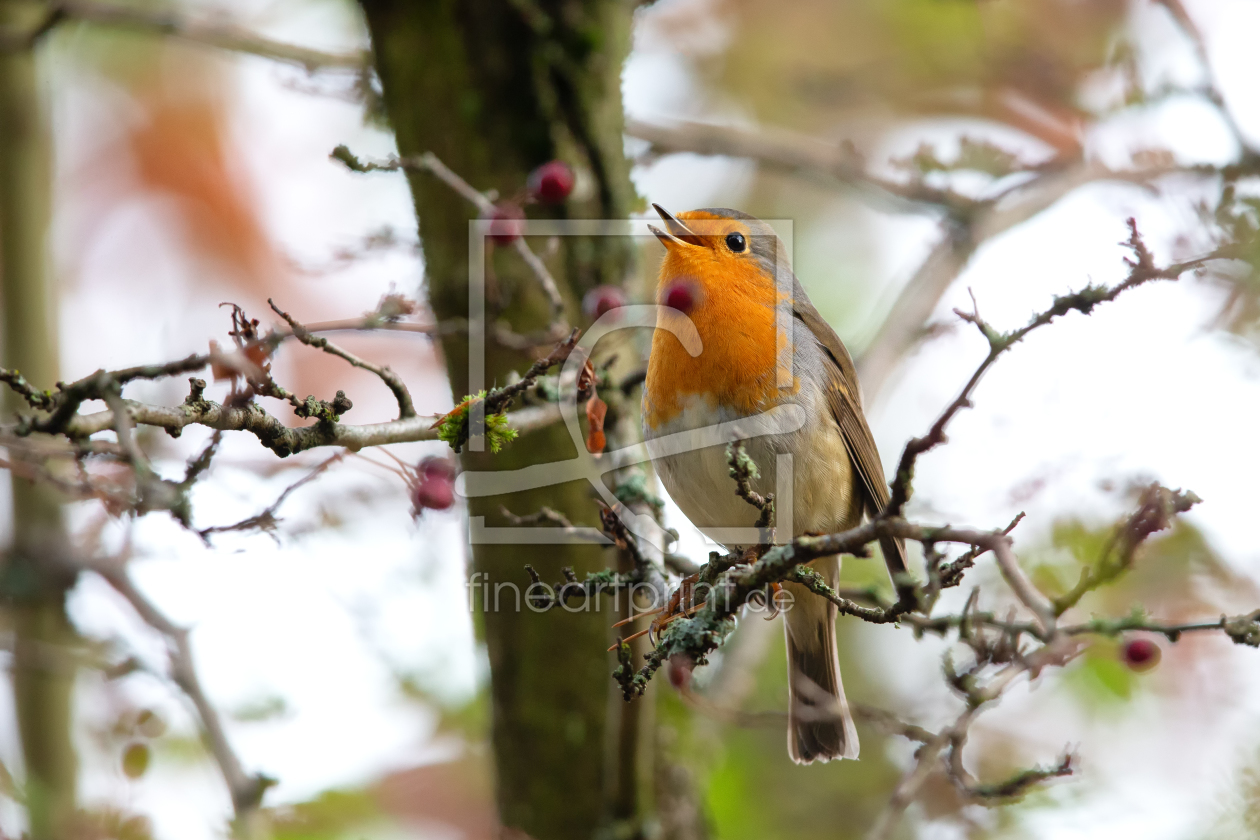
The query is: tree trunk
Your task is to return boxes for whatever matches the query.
[358,2,645,837]
[0,3,79,837]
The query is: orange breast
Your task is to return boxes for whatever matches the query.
[643,242,795,430]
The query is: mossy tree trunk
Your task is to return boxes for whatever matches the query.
[0,2,79,837]
[358,2,647,837]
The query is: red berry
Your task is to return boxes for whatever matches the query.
[413,478,455,512]
[487,203,525,245]
[420,456,456,482]
[663,279,700,314]
[527,160,575,204]
[413,456,456,512]
[582,285,626,321]
[668,653,694,690]
[1120,637,1161,671]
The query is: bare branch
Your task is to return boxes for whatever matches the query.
[1052,483,1202,616]
[51,396,561,456]
[500,504,575,529]
[623,119,1227,396]
[935,511,1025,590]
[957,753,1074,801]
[434,329,580,453]
[268,299,416,420]
[865,718,963,840]
[0,367,53,410]
[484,329,580,416]
[198,451,346,542]
[84,555,274,816]
[883,226,1236,520]
[725,440,774,536]
[989,536,1056,635]
[1155,0,1258,160]
[1063,608,1260,644]
[626,118,973,213]
[42,1,368,71]
[856,150,1229,389]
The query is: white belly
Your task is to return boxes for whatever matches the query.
[644,395,861,549]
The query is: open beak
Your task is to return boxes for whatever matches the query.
[650,203,704,249]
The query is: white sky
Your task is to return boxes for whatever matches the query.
[3,0,1260,838]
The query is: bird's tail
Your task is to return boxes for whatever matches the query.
[781,555,859,764]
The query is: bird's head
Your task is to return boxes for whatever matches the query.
[648,204,791,314]
[643,206,798,425]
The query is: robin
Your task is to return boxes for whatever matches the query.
[642,204,908,764]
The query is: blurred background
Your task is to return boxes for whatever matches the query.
[2,0,1260,838]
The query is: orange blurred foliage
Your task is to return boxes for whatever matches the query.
[70,48,284,294]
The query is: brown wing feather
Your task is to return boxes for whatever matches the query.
[791,284,909,584]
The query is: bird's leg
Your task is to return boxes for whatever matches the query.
[648,600,708,646]
[611,604,667,629]
[763,582,784,620]
[608,573,701,649]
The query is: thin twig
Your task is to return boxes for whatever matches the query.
[330,145,567,314]
[1052,483,1202,616]
[626,118,973,213]
[623,119,1237,396]
[269,299,416,420]
[865,721,963,840]
[884,226,1237,520]
[198,451,346,542]
[725,440,774,537]
[84,555,274,815]
[500,505,575,529]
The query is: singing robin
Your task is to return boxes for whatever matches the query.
[642,204,908,764]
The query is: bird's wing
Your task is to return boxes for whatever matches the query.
[791,282,910,586]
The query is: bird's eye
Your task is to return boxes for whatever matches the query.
[725,232,747,253]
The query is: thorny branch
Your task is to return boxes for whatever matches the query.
[0,249,578,822]
[0,279,578,822]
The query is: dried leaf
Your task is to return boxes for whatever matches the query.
[208,340,262,383]
[585,395,607,454]
[242,341,272,369]
[208,340,233,382]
